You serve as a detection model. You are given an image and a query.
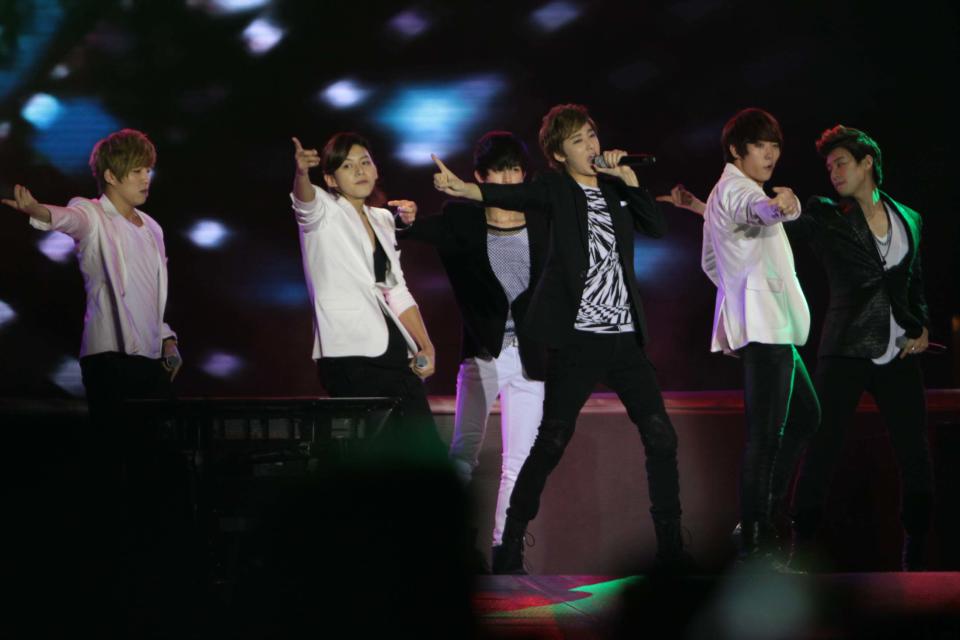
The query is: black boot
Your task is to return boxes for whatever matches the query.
[902,533,928,572]
[787,507,822,573]
[491,518,527,575]
[901,493,932,572]
[653,517,695,572]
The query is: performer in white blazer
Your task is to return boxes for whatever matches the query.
[290,132,442,453]
[3,129,181,425]
[702,108,820,566]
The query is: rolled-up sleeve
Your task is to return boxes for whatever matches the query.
[290,185,333,230]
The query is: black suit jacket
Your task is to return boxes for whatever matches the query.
[480,171,666,348]
[786,191,928,359]
[399,201,549,380]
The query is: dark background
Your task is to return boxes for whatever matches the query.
[1,0,957,397]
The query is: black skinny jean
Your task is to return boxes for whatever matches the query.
[738,343,820,527]
[506,330,681,525]
[792,355,934,537]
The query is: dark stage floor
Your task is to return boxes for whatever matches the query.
[474,573,960,639]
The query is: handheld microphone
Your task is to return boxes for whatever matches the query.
[592,153,657,168]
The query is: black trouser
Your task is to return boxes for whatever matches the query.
[506,330,681,525]
[79,353,197,625]
[80,351,174,474]
[793,355,934,537]
[317,316,445,460]
[738,343,820,528]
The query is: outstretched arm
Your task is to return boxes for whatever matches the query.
[3,185,53,224]
[724,181,801,226]
[656,184,706,216]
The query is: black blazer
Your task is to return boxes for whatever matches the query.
[787,191,928,359]
[480,171,666,348]
[399,201,549,380]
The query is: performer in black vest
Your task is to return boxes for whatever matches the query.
[399,132,548,565]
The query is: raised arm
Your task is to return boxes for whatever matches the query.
[292,137,319,203]
[432,154,482,201]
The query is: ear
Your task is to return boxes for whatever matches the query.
[862,154,874,170]
[552,150,567,166]
[473,170,485,184]
[728,144,741,161]
[104,168,120,186]
[323,173,338,190]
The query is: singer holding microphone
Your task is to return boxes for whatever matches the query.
[290,133,444,456]
[432,104,689,573]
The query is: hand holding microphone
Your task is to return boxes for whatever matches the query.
[592,150,656,187]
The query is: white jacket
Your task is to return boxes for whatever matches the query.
[702,163,809,353]
[292,185,418,359]
[30,195,176,358]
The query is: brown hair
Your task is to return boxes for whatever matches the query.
[538,104,598,170]
[720,108,783,163]
[815,125,883,185]
[88,129,157,192]
[320,132,385,206]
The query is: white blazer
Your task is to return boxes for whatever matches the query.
[30,195,176,358]
[701,163,810,354]
[292,185,419,359]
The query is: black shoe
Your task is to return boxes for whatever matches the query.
[902,534,928,572]
[653,517,697,572]
[492,518,528,575]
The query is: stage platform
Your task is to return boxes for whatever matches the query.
[2,390,959,573]
[474,572,960,639]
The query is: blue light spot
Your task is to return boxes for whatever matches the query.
[29,97,121,175]
[0,0,65,100]
[633,238,682,285]
[21,93,63,129]
[376,76,504,165]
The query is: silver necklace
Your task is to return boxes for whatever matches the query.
[871,205,892,264]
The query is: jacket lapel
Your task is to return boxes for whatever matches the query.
[841,198,885,267]
[564,174,590,256]
[881,192,918,264]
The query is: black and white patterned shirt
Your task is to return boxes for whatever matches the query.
[574,184,635,333]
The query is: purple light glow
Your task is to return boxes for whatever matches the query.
[51,357,84,397]
[388,9,431,38]
[201,352,244,378]
[38,232,75,263]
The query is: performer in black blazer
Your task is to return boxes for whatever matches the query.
[433,104,687,573]
[783,126,934,570]
[399,131,548,562]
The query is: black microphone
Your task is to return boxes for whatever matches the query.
[592,153,656,168]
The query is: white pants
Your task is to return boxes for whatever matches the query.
[449,340,544,545]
